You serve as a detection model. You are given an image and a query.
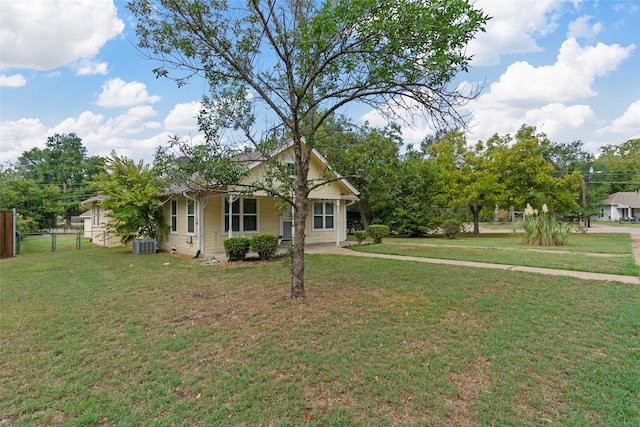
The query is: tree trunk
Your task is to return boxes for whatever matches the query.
[358,201,370,231]
[471,205,481,237]
[291,188,308,299]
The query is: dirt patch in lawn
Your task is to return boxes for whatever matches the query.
[445,355,491,426]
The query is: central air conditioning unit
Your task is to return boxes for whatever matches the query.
[132,238,156,254]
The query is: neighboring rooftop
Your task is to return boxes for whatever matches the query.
[601,191,640,208]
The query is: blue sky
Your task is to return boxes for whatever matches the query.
[1,0,639,165]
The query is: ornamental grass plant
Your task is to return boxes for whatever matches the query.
[522,203,571,246]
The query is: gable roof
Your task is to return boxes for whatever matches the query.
[82,195,106,204]
[600,192,640,208]
[242,140,359,197]
[164,140,359,198]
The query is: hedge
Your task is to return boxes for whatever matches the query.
[223,237,251,261]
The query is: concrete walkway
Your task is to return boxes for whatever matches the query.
[587,224,640,266]
[304,225,640,285]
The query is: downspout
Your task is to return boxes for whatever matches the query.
[197,198,204,255]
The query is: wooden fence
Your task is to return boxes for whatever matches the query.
[0,210,15,258]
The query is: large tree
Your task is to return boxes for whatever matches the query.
[321,122,440,236]
[128,0,489,298]
[428,126,583,235]
[596,138,640,193]
[16,133,105,226]
[0,172,63,230]
[320,121,403,230]
[427,131,504,236]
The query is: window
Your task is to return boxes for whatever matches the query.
[225,197,258,232]
[313,202,334,230]
[170,200,178,233]
[243,198,257,231]
[92,204,100,226]
[186,199,196,234]
[285,161,296,178]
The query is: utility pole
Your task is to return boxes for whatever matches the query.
[587,154,592,228]
[582,178,587,228]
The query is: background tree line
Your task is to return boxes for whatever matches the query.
[0,133,105,231]
[322,123,638,236]
[1,130,637,234]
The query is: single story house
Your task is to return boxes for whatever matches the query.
[80,195,124,247]
[82,142,359,256]
[160,142,359,257]
[592,191,640,221]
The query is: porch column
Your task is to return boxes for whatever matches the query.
[291,202,295,245]
[227,194,238,239]
[335,200,340,247]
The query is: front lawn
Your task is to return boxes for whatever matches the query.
[1,248,638,425]
[351,233,639,277]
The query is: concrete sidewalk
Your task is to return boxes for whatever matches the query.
[306,245,640,284]
[303,226,640,285]
[587,224,640,266]
[208,226,640,285]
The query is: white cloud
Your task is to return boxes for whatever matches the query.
[164,101,202,131]
[0,0,124,70]
[46,110,168,161]
[0,105,173,164]
[467,0,565,66]
[477,38,634,106]
[461,37,634,145]
[567,15,602,38]
[524,103,596,138]
[73,59,109,76]
[607,100,640,135]
[0,74,26,87]
[0,118,48,163]
[50,111,106,136]
[359,36,636,148]
[96,78,161,107]
[613,2,640,13]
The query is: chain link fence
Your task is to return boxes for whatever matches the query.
[16,232,86,254]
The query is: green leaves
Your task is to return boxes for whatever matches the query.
[94,153,167,244]
[153,136,248,193]
[0,178,63,230]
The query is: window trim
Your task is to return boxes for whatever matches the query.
[186,199,196,235]
[223,196,259,234]
[312,201,335,231]
[170,199,178,234]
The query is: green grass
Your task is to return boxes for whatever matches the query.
[1,248,639,426]
[382,232,632,253]
[351,233,639,277]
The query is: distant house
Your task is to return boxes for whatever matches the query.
[592,191,640,221]
[159,141,359,257]
[81,142,359,256]
[81,195,124,247]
